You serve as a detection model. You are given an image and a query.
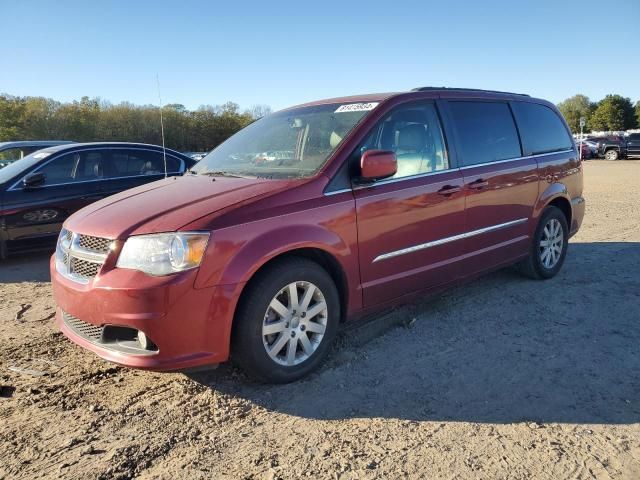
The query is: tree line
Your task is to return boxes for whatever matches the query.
[557,94,640,134]
[3,92,639,148]
[0,94,272,152]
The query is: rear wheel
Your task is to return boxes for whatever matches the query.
[518,206,569,280]
[605,149,619,161]
[232,257,340,383]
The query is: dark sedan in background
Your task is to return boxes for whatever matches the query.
[0,142,195,258]
[0,140,75,168]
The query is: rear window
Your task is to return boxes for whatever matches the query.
[448,101,521,166]
[512,102,573,156]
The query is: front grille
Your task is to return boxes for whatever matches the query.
[79,234,112,254]
[63,312,103,342]
[56,229,111,284]
[71,257,101,278]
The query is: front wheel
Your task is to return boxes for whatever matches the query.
[605,149,619,161]
[518,206,569,280]
[232,257,340,383]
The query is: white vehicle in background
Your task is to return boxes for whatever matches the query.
[183,152,209,161]
[253,150,295,164]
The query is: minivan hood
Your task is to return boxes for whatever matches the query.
[65,174,294,239]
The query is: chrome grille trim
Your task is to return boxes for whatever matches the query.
[79,235,112,254]
[56,229,112,284]
[70,257,101,278]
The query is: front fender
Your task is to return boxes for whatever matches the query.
[194,220,358,290]
[226,224,352,284]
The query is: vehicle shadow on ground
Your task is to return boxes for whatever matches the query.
[0,252,52,283]
[190,241,640,425]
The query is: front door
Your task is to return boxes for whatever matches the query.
[354,101,466,307]
[2,150,105,253]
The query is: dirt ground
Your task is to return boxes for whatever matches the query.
[1,160,639,480]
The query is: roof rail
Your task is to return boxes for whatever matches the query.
[411,87,530,97]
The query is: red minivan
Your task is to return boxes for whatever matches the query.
[51,88,585,382]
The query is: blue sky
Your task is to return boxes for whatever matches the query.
[2,0,639,111]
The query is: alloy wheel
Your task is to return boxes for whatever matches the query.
[262,281,328,366]
[539,218,563,269]
[23,209,58,222]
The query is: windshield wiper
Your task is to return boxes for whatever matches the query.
[198,171,245,178]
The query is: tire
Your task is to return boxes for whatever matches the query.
[605,149,619,161]
[518,206,569,280]
[231,257,340,383]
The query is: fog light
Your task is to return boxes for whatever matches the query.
[138,331,148,350]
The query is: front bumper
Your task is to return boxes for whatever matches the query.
[51,256,244,371]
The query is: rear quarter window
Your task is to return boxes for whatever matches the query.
[448,101,521,166]
[511,102,573,156]
[108,149,182,177]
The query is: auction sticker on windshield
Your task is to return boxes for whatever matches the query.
[334,102,379,113]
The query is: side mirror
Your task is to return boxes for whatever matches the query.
[359,150,397,181]
[23,172,46,188]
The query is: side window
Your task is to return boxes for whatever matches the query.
[355,102,449,179]
[107,150,181,178]
[511,102,573,155]
[166,155,182,173]
[0,147,40,162]
[0,148,23,162]
[448,101,521,166]
[22,146,45,156]
[128,150,180,175]
[36,152,81,186]
[110,151,130,176]
[78,151,105,179]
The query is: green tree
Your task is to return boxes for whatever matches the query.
[0,94,26,140]
[557,94,593,133]
[590,95,637,131]
[635,101,640,128]
[0,93,265,151]
[22,97,59,139]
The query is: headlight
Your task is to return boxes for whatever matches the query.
[116,232,210,276]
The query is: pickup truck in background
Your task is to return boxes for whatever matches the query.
[626,134,640,158]
[597,134,640,160]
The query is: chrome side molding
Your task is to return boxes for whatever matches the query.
[373,218,528,262]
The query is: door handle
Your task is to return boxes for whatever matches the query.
[437,185,462,196]
[467,178,489,190]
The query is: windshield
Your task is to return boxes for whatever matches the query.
[192,102,378,179]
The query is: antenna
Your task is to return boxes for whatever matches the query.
[156,73,168,178]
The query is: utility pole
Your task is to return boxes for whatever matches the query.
[579,117,586,160]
